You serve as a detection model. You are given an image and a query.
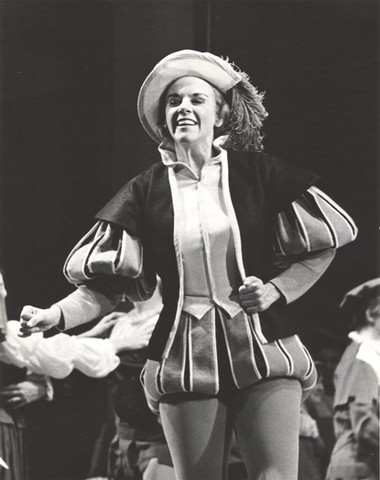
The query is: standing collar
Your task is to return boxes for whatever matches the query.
[158,136,229,174]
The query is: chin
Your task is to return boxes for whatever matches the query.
[174,134,194,145]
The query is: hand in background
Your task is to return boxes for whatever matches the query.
[77,311,123,339]
[0,379,48,409]
[299,406,320,439]
[110,315,156,352]
[18,305,61,337]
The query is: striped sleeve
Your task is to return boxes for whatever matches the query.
[54,221,154,329]
[274,186,358,256]
[63,221,144,283]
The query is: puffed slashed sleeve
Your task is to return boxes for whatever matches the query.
[53,221,139,330]
[55,173,157,330]
[270,186,358,303]
[63,221,143,283]
[0,321,120,378]
[55,220,156,330]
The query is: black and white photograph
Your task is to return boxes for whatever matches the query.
[0,1,379,479]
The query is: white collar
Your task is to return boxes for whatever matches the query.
[349,330,380,354]
[158,136,229,172]
[349,331,380,384]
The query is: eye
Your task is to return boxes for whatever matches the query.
[192,97,204,105]
[167,97,180,107]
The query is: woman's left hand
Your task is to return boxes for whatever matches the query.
[238,276,281,314]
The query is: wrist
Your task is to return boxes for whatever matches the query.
[111,339,129,353]
[265,282,281,305]
[50,305,63,329]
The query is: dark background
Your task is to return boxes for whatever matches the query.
[1,0,379,349]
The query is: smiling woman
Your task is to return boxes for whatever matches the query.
[163,77,223,170]
[19,50,357,480]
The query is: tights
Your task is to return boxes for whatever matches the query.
[159,377,302,480]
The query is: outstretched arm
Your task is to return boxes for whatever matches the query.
[18,220,150,337]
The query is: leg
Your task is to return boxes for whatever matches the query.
[233,378,302,480]
[159,394,233,480]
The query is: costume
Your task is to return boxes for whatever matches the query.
[55,142,357,414]
[326,333,380,480]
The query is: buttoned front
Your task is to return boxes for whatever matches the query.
[163,148,242,321]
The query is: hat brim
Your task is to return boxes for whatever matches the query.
[340,278,380,308]
[137,50,241,144]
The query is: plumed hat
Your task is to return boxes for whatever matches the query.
[137,50,242,143]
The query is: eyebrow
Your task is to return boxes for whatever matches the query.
[167,92,209,98]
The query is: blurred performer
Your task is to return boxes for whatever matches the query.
[326,279,380,480]
[99,283,175,480]
[0,272,52,480]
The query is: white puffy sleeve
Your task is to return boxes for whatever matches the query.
[270,186,358,303]
[0,321,120,378]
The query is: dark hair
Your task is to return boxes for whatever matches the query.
[157,73,268,152]
[342,284,380,330]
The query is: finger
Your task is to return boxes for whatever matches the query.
[99,313,116,322]
[20,306,40,321]
[18,323,34,337]
[0,391,18,398]
[239,283,262,294]
[22,310,48,329]
[18,325,41,334]
[19,319,38,331]
[241,299,261,308]
[239,290,262,300]
[17,330,32,338]
[25,316,40,328]
[0,384,18,391]
[243,276,262,287]
[6,397,22,405]
[105,317,119,325]
[103,312,123,321]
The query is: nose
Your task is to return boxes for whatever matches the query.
[178,99,192,113]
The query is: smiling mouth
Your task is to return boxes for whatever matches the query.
[176,118,197,127]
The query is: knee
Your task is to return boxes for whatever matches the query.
[249,466,297,480]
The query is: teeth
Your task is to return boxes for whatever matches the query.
[177,119,196,126]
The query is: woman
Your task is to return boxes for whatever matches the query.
[20,50,357,480]
[326,279,379,480]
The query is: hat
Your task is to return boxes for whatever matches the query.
[137,50,242,143]
[340,278,380,309]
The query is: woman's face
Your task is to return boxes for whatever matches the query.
[164,76,222,147]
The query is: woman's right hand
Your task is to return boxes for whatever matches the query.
[18,305,61,337]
